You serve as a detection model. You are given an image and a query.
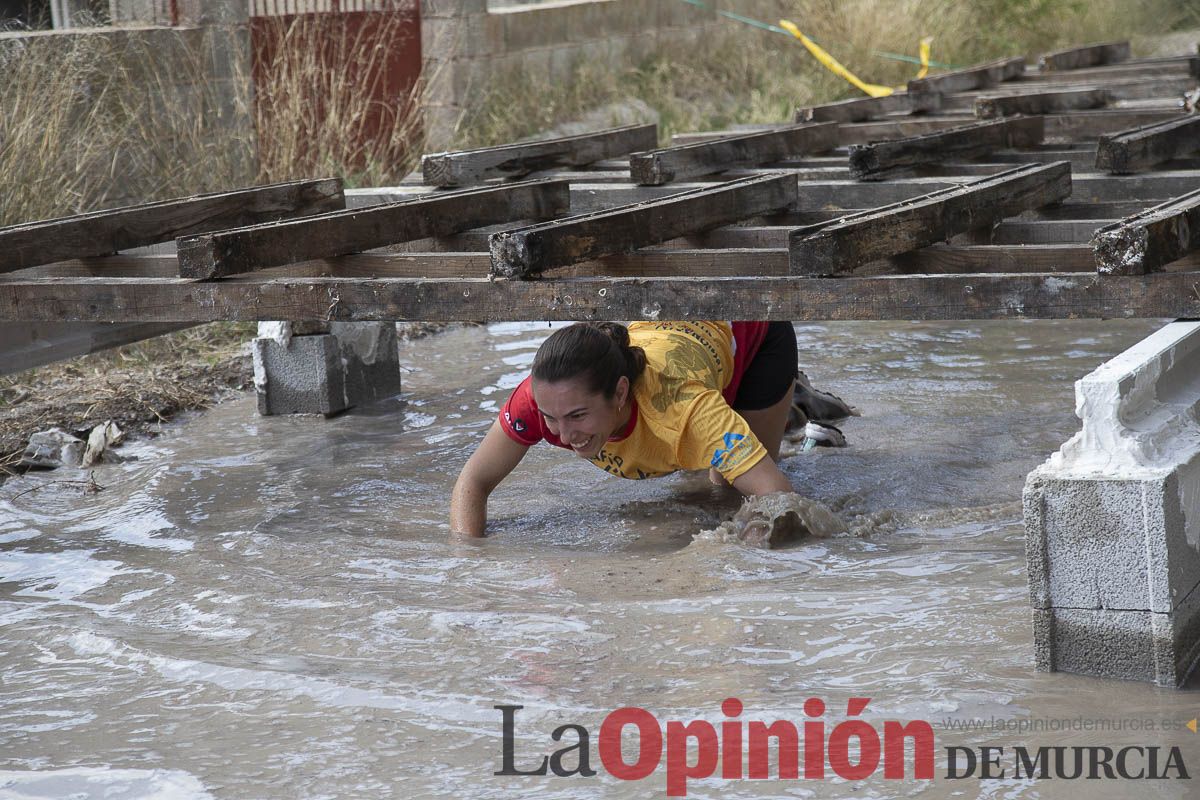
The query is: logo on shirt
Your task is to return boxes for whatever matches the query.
[711,433,747,470]
[504,411,527,433]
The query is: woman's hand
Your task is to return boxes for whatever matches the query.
[450,419,530,537]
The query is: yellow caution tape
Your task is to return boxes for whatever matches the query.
[778,19,893,98]
[917,37,933,79]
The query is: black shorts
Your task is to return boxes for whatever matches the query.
[732,322,798,411]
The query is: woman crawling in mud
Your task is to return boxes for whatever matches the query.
[450,320,851,538]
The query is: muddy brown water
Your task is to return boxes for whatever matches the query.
[2,320,1198,799]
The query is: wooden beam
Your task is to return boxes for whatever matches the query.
[1038,40,1131,71]
[1092,189,1200,275]
[1095,115,1200,173]
[837,110,1188,144]
[7,272,1200,322]
[849,117,1045,178]
[795,93,941,123]
[942,76,1198,111]
[975,87,1108,118]
[0,321,193,376]
[1020,55,1200,83]
[488,174,798,278]
[907,56,1025,97]
[1046,110,1191,143]
[420,124,658,187]
[176,180,570,280]
[0,179,344,275]
[791,162,1072,276]
[629,123,839,185]
[11,242,1158,282]
[551,172,1200,215]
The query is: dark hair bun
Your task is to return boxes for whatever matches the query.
[532,322,647,398]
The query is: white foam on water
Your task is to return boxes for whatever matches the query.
[64,504,192,553]
[61,630,496,726]
[0,550,129,602]
[0,767,212,800]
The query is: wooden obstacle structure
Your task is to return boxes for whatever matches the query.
[3,40,1200,373]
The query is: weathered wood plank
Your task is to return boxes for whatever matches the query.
[794,92,942,123]
[0,179,344,275]
[553,172,1199,214]
[488,174,798,278]
[837,109,1190,144]
[0,321,194,376]
[981,219,1112,245]
[908,56,1026,97]
[12,241,1161,282]
[1020,55,1200,83]
[1045,109,1191,142]
[176,179,570,280]
[420,124,658,187]
[1094,115,1200,173]
[7,272,1200,322]
[1092,189,1200,275]
[791,162,1072,276]
[975,87,1108,118]
[629,123,839,185]
[849,117,1045,178]
[942,76,1198,111]
[1039,40,1131,71]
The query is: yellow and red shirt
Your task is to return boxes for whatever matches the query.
[499,321,769,482]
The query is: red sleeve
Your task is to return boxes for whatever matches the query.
[499,376,548,446]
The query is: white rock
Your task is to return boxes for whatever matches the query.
[21,428,85,468]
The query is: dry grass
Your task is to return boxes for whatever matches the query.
[459,0,1199,148]
[0,26,258,226]
[252,9,427,187]
[0,8,428,227]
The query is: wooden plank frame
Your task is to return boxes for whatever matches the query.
[794,92,943,123]
[0,179,345,275]
[629,123,839,185]
[488,173,798,278]
[6,272,1200,322]
[1092,188,1200,275]
[975,87,1108,118]
[790,162,1073,276]
[849,117,1045,178]
[907,56,1026,97]
[1038,41,1132,71]
[177,180,571,280]
[1095,115,1200,174]
[420,124,658,187]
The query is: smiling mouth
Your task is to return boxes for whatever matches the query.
[571,436,594,452]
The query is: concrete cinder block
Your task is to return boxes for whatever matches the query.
[331,322,402,407]
[253,334,346,416]
[1033,580,1200,686]
[253,323,401,417]
[1025,320,1200,687]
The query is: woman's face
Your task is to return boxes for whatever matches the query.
[531,375,629,460]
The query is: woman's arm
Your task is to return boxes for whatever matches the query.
[450,418,530,537]
[730,454,794,496]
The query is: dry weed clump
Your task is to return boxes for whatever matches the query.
[0,323,256,472]
[0,26,256,227]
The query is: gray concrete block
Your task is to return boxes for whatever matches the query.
[253,334,347,416]
[1025,460,1200,615]
[331,322,402,407]
[1033,579,1200,686]
[1026,321,1200,687]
